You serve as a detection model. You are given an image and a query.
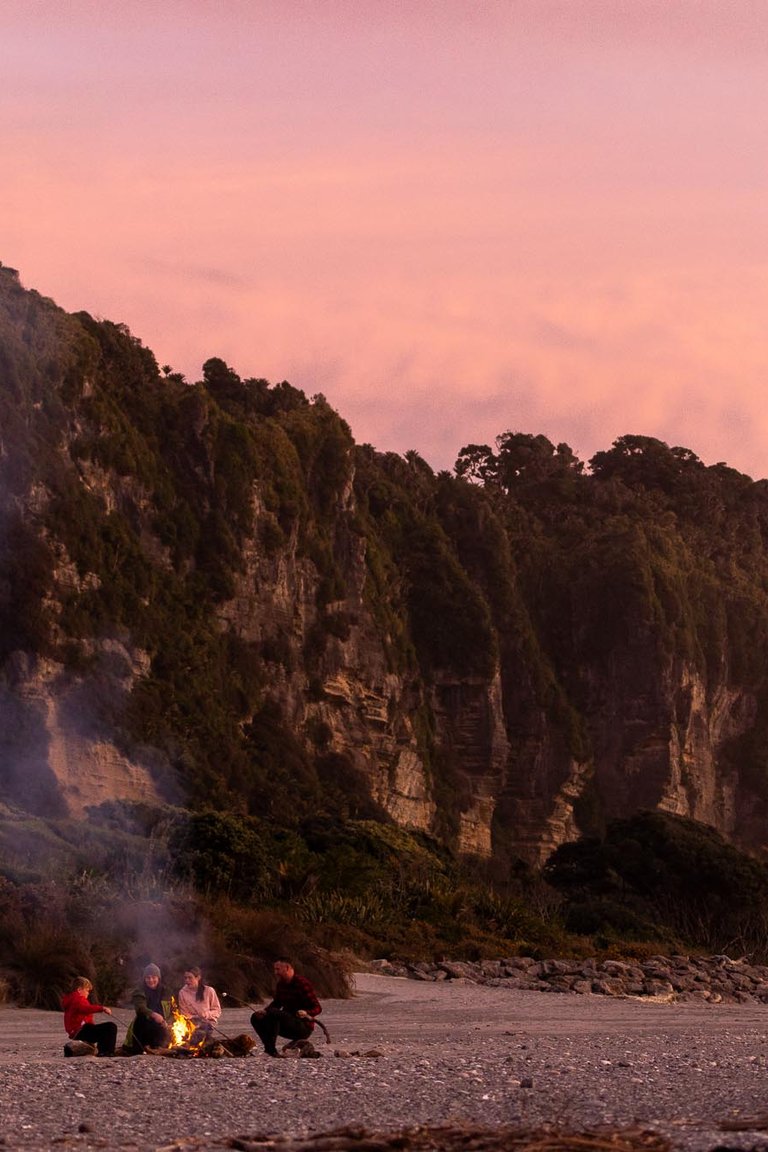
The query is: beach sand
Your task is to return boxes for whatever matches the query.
[1,972,767,1151]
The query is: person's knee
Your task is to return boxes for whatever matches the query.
[279,1015,312,1041]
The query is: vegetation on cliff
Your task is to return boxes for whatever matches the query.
[3,263,768,999]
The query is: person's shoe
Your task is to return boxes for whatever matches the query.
[264,1047,281,1057]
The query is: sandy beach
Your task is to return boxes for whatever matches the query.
[2,973,768,1151]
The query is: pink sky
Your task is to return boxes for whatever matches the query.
[3,1,768,476]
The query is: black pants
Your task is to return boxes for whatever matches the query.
[132,1015,171,1052]
[75,1021,117,1056]
[251,1010,312,1054]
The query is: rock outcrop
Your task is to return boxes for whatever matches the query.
[370,953,768,1004]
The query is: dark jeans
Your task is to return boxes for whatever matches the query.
[75,1021,117,1056]
[189,1022,213,1046]
[251,1010,312,1054]
[132,1014,171,1052]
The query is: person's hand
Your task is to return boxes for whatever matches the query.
[103,1007,112,1015]
[151,1011,164,1023]
[296,1010,308,1018]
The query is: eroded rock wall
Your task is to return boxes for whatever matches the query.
[2,455,761,868]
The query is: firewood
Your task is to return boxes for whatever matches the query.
[142,1033,256,1059]
[63,1040,97,1057]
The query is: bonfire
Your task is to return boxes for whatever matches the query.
[169,1000,204,1048]
[152,1000,256,1059]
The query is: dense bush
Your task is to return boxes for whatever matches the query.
[168,810,274,901]
[544,811,768,957]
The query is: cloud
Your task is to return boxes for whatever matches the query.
[137,259,248,289]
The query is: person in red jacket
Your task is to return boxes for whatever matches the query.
[250,957,322,1057]
[61,976,117,1056]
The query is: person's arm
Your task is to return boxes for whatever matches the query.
[133,989,165,1023]
[295,976,322,1017]
[207,988,222,1022]
[132,990,150,1016]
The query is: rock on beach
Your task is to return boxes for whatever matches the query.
[371,953,768,1004]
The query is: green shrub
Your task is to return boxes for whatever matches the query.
[1,928,93,1009]
[293,889,388,930]
[545,811,768,957]
[169,810,274,901]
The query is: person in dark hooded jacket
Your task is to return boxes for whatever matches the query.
[130,963,172,1052]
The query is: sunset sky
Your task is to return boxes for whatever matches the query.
[3,1,768,477]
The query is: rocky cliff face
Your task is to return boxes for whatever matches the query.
[217,484,440,834]
[184,458,766,865]
[0,645,164,818]
[2,263,767,869]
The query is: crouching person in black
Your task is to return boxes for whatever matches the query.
[251,957,321,1057]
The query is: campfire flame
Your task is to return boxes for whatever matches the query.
[169,999,202,1049]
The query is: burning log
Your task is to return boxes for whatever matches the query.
[146,1034,256,1059]
[170,1002,202,1048]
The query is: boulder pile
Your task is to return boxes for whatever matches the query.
[369,954,768,1003]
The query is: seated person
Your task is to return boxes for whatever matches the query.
[177,966,221,1040]
[62,976,117,1057]
[130,963,172,1052]
[250,957,321,1057]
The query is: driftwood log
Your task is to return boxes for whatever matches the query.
[152,1124,673,1152]
[63,1039,98,1057]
